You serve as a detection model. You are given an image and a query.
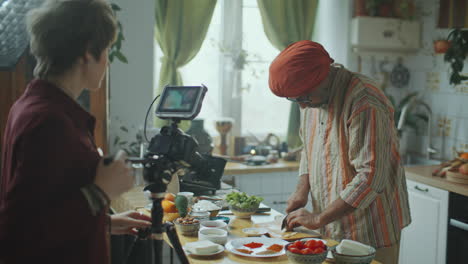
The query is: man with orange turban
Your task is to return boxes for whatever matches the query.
[270,40,410,264]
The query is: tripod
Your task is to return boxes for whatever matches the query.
[122,175,189,264]
[148,192,189,264]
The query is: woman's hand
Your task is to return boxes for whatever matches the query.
[94,150,133,200]
[110,210,152,235]
[286,208,322,230]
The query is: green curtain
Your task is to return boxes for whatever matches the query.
[257,0,318,149]
[154,0,216,129]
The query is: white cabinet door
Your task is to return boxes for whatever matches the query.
[232,171,299,213]
[399,180,448,264]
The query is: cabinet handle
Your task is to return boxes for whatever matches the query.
[414,185,429,192]
[273,201,287,205]
[450,219,468,232]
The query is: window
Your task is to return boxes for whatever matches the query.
[154,0,291,138]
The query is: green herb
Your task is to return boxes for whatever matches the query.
[225,192,263,209]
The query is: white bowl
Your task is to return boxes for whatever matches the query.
[331,247,376,264]
[198,228,228,245]
[242,227,268,236]
[200,220,228,230]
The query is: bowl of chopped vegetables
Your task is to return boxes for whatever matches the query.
[225,192,263,219]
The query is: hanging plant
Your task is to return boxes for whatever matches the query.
[444,28,468,85]
[108,3,128,64]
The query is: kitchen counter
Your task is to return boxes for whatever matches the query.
[224,160,299,175]
[405,165,468,196]
[112,186,380,264]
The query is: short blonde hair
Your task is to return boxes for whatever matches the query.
[26,0,117,79]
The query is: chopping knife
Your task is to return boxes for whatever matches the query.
[281,207,300,231]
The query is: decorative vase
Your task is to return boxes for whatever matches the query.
[215,119,233,156]
[186,119,213,154]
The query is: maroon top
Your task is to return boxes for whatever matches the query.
[0,80,109,263]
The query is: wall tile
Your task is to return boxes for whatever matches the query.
[447,94,468,119]
[451,117,468,142]
[425,93,449,116]
[436,116,452,137]
[425,71,440,92]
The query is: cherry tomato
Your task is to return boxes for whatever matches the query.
[292,240,303,249]
[288,246,301,254]
[304,239,317,249]
[316,240,325,248]
[301,248,314,255]
[312,247,325,254]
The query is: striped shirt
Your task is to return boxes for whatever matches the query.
[298,65,411,248]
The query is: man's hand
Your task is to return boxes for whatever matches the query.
[110,210,152,235]
[286,192,308,213]
[285,174,310,213]
[286,208,321,230]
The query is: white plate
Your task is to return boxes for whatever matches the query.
[225,237,288,258]
[183,244,224,256]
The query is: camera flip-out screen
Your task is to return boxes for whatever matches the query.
[155,85,207,120]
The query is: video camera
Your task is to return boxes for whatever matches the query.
[140,85,227,195]
[122,85,226,264]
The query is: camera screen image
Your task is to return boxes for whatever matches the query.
[155,85,207,120]
[159,86,198,112]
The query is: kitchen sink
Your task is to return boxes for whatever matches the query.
[403,155,441,167]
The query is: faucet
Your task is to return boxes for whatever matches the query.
[397,98,437,160]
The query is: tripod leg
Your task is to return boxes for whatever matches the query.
[153,240,163,264]
[170,247,174,264]
[164,223,189,264]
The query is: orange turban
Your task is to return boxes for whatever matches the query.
[269,40,334,98]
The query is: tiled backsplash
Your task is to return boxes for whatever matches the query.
[351,0,468,161]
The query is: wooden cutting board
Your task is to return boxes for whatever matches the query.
[254,223,322,241]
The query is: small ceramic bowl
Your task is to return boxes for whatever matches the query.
[174,218,200,236]
[242,227,268,237]
[229,205,259,219]
[198,228,228,245]
[200,220,228,231]
[210,216,230,224]
[331,247,376,264]
[285,243,328,264]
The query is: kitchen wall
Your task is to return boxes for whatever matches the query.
[108,0,156,153]
[107,0,468,160]
[352,0,468,161]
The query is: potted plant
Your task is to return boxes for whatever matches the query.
[434,38,450,54]
[109,3,127,64]
[444,28,468,85]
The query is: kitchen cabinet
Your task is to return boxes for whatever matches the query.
[399,179,448,264]
[229,171,298,213]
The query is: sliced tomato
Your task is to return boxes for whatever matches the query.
[316,240,325,248]
[292,240,303,249]
[304,239,317,249]
[288,246,301,254]
[312,247,325,254]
